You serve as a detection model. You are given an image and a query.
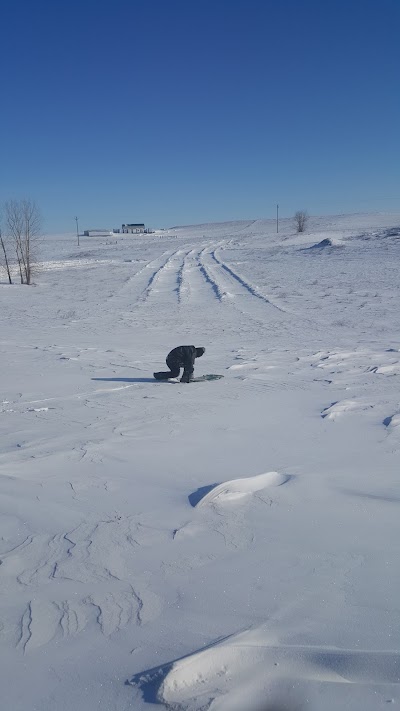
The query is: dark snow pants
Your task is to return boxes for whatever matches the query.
[153,355,182,380]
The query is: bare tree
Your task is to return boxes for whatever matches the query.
[294,210,308,233]
[5,199,41,284]
[0,227,13,284]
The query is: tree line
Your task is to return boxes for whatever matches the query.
[0,199,41,285]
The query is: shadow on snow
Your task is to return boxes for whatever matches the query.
[92,377,172,384]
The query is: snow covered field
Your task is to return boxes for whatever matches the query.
[1,214,400,710]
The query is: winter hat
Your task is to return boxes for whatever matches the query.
[195,347,205,357]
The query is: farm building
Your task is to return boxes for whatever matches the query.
[118,223,146,234]
[83,229,113,237]
[83,224,148,237]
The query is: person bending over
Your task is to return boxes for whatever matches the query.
[154,346,205,382]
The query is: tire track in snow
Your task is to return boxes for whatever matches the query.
[143,248,189,304]
[212,245,287,313]
[200,243,286,314]
[144,243,215,305]
[104,250,171,301]
[177,243,222,304]
[107,247,189,308]
[195,242,233,301]
[194,243,320,346]
[176,250,195,303]
[196,243,286,330]
[138,248,186,303]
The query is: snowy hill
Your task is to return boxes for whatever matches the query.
[1,213,400,710]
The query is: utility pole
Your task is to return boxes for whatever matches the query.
[276,204,279,233]
[75,216,80,247]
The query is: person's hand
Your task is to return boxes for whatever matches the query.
[180,374,190,383]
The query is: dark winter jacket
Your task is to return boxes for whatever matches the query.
[167,345,197,377]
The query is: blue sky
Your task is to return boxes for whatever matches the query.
[1,0,399,232]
